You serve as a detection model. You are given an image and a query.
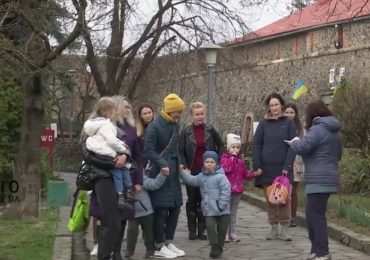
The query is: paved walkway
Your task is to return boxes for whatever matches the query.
[59,172,369,259]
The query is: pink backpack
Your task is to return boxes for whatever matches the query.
[266,175,291,205]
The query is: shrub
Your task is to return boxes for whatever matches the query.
[331,78,370,156]
[339,150,370,195]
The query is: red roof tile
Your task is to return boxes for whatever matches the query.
[236,0,370,43]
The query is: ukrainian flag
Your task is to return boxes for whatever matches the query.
[292,80,308,101]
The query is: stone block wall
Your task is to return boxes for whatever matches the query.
[133,19,370,141]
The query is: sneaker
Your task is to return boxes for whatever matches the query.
[145,248,155,258]
[306,253,317,260]
[125,248,134,258]
[90,243,98,256]
[154,245,177,259]
[167,243,185,257]
[313,254,331,260]
[290,218,297,227]
[225,236,230,243]
[229,233,240,242]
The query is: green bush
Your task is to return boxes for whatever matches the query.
[331,78,370,156]
[339,150,370,195]
[0,74,22,182]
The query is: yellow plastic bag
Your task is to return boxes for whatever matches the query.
[67,190,89,232]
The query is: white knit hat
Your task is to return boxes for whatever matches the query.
[226,133,241,149]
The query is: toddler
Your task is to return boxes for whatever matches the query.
[83,97,134,209]
[220,134,259,242]
[181,151,231,259]
[125,170,168,259]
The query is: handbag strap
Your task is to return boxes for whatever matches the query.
[159,125,176,157]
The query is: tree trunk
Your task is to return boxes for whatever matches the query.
[4,73,44,219]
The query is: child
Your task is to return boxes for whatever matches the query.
[125,170,168,259]
[283,103,305,227]
[180,151,231,259]
[220,134,259,242]
[83,97,134,209]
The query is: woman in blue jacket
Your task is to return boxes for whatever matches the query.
[289,100,342,260]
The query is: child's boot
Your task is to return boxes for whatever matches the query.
[266,224,278,240]
[279,224,292,241]
[209,245,221,259]
[126,188,138,203]
[117,192,133,210]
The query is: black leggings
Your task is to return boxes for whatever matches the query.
[94,178,125,260]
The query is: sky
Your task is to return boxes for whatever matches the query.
[244,0,292,30]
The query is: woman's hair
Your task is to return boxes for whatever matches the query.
[88,96,115,120]
[110,95,135,127]
[136,104,154,137]
[190,101,206,115]
[284,102,304,137]
[304,100,333,129]
[265,93,285,107]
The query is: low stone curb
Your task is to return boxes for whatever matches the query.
[52,206,72,260]
[242,192,370,256]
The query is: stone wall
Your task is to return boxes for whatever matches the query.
[134,18,370,140]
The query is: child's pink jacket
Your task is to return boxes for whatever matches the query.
[220,153,256,193]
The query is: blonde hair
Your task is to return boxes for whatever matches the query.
[111,95,135,127]
[89,97,116,120]
[190,101,206,115]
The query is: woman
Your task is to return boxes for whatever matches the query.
[289,100,342,260]
[252,93,297,241]
[87,96,143,260]
[284,102,305,227]
[82,96,132,260]
[179,101,224,240]
[144,93,186,258]
[136,104,155,138]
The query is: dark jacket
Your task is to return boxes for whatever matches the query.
[117,123,144,186]
[143,115,183,208]
[253,116,297,187]
[291,116,342,187]
[179,123,224,169]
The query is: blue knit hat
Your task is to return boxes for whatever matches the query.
[203,151,218,163]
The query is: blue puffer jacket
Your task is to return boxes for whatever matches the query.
[180,167,231,216]
[291,116,342,187]
[134,173,167,218]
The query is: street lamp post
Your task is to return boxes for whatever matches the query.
[200,43,221,125]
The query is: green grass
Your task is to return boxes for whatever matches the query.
[0,207,59,260]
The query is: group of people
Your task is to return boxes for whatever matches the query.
[80,91,342,260]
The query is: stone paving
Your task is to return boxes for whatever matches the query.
[59,172,369,260]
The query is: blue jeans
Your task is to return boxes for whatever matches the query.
[111,168,132,193]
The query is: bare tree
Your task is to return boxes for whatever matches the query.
[0,0,86,218]
[82,0,266,99]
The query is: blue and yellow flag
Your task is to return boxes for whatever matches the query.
[292,80,308,101]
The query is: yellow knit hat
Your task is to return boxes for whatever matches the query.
[163,93,185,113]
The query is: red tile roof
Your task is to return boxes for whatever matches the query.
[235,0,370,44]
